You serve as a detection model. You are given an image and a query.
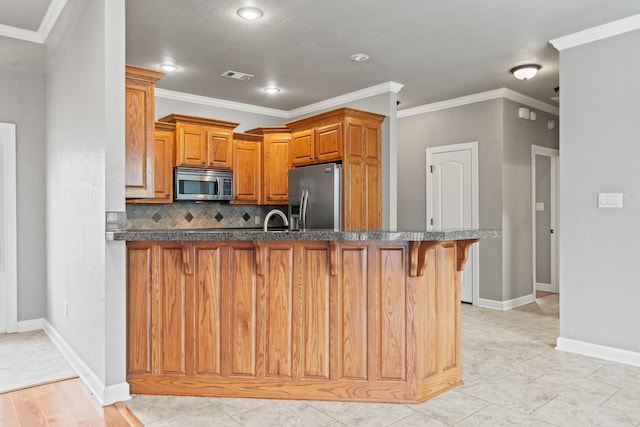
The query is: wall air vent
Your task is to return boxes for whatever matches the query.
[221,70,254,81]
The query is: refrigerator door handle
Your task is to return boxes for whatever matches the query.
[301,189,309,231]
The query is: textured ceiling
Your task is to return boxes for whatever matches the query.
[3,1,640,111]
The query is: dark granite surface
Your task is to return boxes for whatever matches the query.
[106,228,501,242]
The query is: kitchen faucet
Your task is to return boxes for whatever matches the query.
[263,209,289,232]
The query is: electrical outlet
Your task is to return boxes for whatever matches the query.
[254,215,261,225]
[65,301,68,317]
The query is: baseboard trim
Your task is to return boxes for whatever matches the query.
[477,294,534,311]
[17,318,45,332]
[43,320,130,405]
[536,282,553,292]
[556,337,640,368]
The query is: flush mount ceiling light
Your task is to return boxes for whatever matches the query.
[237,7,263,20]
[159,63,178,72]
[350,53,370,62]
[510,64,541,80]
[263,87,280,94]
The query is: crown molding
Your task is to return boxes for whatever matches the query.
[398,87,558,118]
[155,88,289,118]
[157,81,404,119]
[0,24,41,43]
[550,13,640,51]
[39,0,68,42]
[0,0,67,43]
[288,81,404,118]
[501,88,559,115]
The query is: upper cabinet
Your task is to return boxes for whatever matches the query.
[288,122,342,167]
[285,108,385,230]
[231,133,261,205]
[128,122,176,204]
[125,65,164,198]
[159,114,238,169]
[245,126,291,205]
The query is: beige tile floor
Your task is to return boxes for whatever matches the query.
[0,329,75,392]
[4,296,640,426]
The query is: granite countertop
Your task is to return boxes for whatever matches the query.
[106,228,501,242]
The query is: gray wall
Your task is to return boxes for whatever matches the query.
[0,37,46,322]
[45,0,127,400]
[535,155,551,284]
[397,100,503,301]
[559,29,640,352]
[502,99,559,300]
[397,97,559,303]
[154,96,284,131]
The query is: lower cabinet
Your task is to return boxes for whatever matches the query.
[126,239,462,403]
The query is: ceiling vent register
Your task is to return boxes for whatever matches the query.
[221,70,254,81]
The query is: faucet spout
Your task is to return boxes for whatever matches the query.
[263,209,289,232]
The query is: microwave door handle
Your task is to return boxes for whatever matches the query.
[215,177,221,197]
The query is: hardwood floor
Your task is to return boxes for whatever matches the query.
[0,378,142,427]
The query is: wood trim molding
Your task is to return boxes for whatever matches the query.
[125,65,165,83]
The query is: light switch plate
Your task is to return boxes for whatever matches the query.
[535,202,545,211]
[598,193,623,208]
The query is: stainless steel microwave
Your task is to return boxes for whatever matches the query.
[174,167,233,201]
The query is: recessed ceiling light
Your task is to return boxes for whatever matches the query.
[159,63,178,72]
[350,53,370,62]
[263,87,280,94]
[510,64,541,80]
[237,7,263,20]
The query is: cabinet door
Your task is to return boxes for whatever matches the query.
[207,129,233,169]
[262,135,290,204]
[152,128,174,203]
[125,78,155,198]
[227,244,259,377]
[290,129,314,166]
[232,139,261,204]
[192,243,224,377]
[126,242,154,375]
[315,123,342,163]
[177,123,208,166]
[343,119,381,230]
[155,243,189,376]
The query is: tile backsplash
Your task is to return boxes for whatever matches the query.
[126,202,288,229]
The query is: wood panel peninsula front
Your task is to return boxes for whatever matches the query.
[112,228,500,403]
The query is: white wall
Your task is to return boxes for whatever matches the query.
[559,29,640,354]
[0,37,46,323]
[45,0,128,404]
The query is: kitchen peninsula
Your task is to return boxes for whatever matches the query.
[111,228,499,403]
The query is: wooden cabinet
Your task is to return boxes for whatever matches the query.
[285,108,384,229]
[231,133,261,205]
[125,65,164,198]
[159,114,238,169]
[289,123,342,167]
[126,238,471,403]
[127,122,175,204]
[343,117,382,229]
[245,126,291,204]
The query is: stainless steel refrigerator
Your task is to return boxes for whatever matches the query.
[288,163,341,231]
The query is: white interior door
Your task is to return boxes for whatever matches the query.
[427,142,479,304]
[0,123,17,333]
